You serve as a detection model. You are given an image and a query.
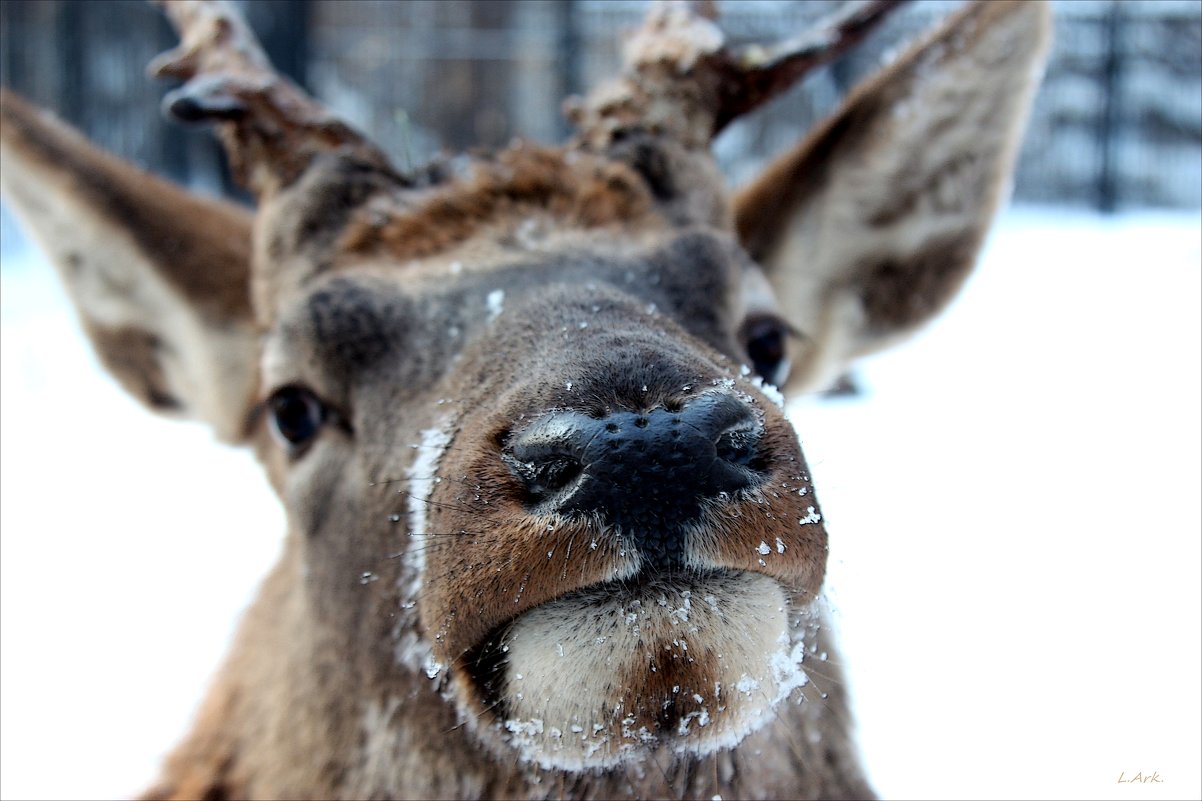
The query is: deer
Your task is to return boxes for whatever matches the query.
[0,0,1050,798]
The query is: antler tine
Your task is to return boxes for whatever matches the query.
[149,0,391,198]
[568,0,904,151]
[712,0,904,133]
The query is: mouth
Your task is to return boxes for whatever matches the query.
[465,566,716,715]
[460,567,809,769]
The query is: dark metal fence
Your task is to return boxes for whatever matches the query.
[2,0,1200,210]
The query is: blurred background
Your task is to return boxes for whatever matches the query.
[1,0,1199,210]
[1,2,1199,800]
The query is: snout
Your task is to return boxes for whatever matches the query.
[413,291,829,765]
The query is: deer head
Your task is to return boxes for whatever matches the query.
[0,0,1049,798]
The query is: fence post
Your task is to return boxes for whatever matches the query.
[1098,0,1124,213]
[554,0,581,141]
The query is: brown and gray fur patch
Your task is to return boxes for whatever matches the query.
[0,90,261,442]
[84,323,181,411]
[338,144,663,263]
[733,0,1051,393]
[0,90,253,323]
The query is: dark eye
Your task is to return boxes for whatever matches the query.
[742,316,790,387]
[268,385,327,451]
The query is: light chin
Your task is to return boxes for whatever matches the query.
[489,570,808,770]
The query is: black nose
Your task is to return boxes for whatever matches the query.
[504,393,767,566]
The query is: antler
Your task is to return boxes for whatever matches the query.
[568,0,903,151]
[149,0,392,198]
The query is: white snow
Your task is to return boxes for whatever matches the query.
[403,421,453,596]
[0,213,287,799]
[792,206,1202,801]
[1,205,1199,800]
[486,288,505,321]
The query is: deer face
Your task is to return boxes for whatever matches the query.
[0,0,1049,795]
[250,145,828,766]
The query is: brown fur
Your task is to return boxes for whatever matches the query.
[0,1,1051,798]
[0,90,253,323]
[733,0,1052,393]
[855,230,982,334]
[338,144,663,262]
[0,88,261,442]
[84,322,181,411]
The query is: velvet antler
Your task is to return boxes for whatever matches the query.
[150,0,392,197]
[568,0,903,151]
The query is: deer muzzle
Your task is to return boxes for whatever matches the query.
[403,283,828,768]
[503,392,767,568]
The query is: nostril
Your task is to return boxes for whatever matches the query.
[715,422,762,468]
[530,456,582,496]
[506,452,583,502]
[504,411,595,505]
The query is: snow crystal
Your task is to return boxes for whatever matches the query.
[734,675,760,695]
[400,420,452,608]
[505,717,544,736]
[393,630,434,673]
[486,289,505,321]
[747,375,785,408]
[676,707,710,735]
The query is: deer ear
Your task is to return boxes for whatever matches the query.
[734,0,1051,394]
[0,89,259,442]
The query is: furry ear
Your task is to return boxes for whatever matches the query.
[0,89,259,442]
[734,0,1051,394]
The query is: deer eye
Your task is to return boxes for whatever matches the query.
[742,316,790,387]
[268,385,327,450]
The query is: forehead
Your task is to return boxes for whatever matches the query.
[264,229,757,385]
[253,139,738,326]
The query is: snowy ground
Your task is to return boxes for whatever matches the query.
[1,204,1199,800]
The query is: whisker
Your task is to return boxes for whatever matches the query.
[370,472,483,491]
[648,745,674,797]
[768,702,811,774]
[392,489,483,515]
[443,695,506,734]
